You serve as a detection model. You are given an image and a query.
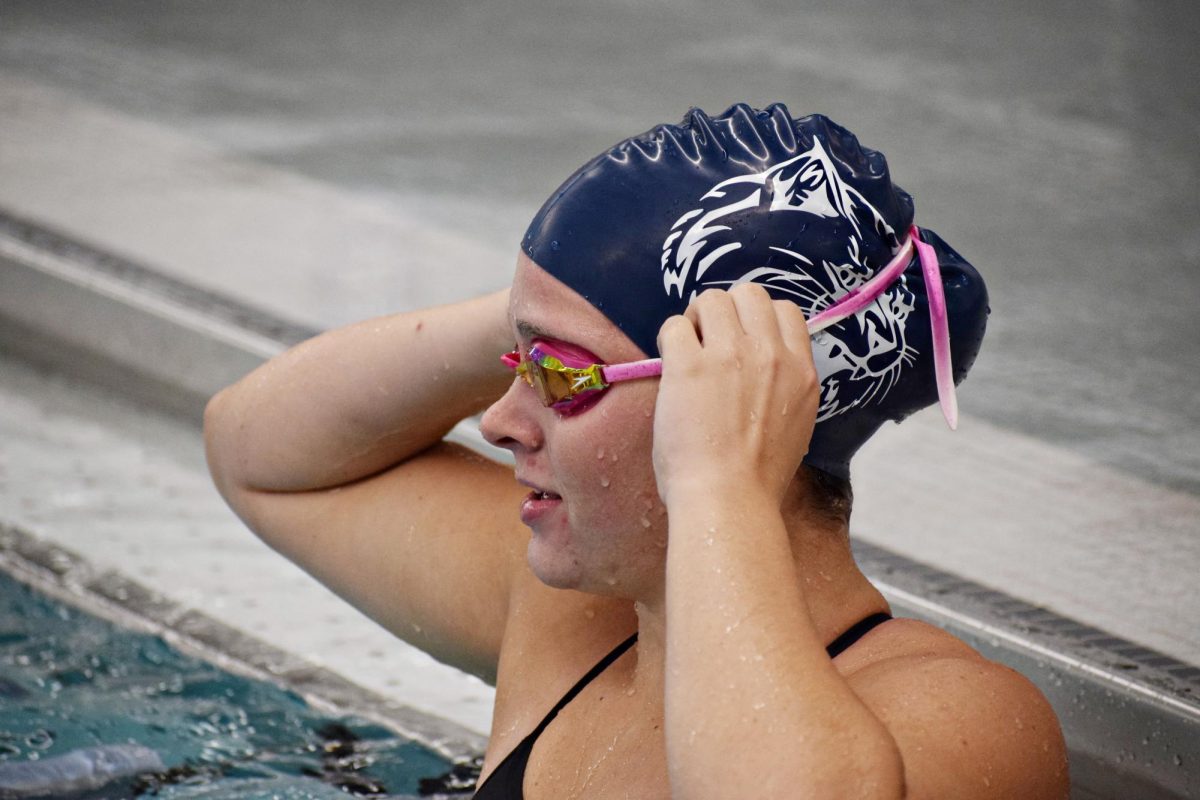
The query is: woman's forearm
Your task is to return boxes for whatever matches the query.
[663,484,905,800]
[204,289,513,494]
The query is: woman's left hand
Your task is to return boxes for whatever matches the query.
[652,284,820,507]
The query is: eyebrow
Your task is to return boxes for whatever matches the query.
[516,320,557,341]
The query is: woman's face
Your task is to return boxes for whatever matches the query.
[479,254,669,598]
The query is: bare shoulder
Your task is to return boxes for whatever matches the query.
[843,619,1070,800]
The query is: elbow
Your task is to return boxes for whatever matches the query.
[203,387,242,497]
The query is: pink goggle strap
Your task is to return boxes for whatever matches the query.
[912,230,957,430]
[600,358,664,383]
[804,233,915,333]
[805,225,956,430]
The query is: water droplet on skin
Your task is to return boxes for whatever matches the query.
[596,448,606,460]
[1014,717,1024,730]
[749,410,757,422]
[443,362,450,371]
[641,517,651,528]
[781,402,789,416]
[605,576,617,586]
[600,477,610,488]
[584,608,595,619]
[610,453,618,462]
[625,687,636,696]
[752,701,766,711]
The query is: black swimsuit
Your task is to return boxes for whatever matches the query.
[472,612,892,799]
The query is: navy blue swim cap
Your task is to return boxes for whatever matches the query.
[524,103,988,477]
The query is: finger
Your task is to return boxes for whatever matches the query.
[657,314,702,360]
[775,300,817,369]
[728,283,783,346]
[685,288,742,347]
[775,300,809,349]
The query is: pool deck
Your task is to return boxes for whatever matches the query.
[1,2,1199,795]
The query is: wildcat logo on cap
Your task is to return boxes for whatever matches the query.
[659,136,917,422]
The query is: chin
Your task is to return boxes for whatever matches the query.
[525,537,585,590]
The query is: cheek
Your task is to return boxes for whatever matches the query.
[559,402,660,524]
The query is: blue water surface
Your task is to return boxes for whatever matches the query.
[0,570,464,798]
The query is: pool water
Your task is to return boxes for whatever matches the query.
[0,570,469,799]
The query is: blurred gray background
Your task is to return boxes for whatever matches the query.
[1,0,1198,729]
[4,0,1197,491]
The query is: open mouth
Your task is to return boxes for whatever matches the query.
[521,489,562,525]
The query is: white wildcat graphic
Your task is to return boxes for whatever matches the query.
[660,138,917,422]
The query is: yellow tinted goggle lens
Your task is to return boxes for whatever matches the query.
[520,351,574,406]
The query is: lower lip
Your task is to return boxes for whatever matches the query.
[521,491,562,525]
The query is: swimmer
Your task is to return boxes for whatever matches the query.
[204,104,1069,799]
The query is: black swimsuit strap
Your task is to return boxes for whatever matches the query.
[528,632,639,743]
[825,612,892,659]
[474,614,891,799]
[473,633,638,799]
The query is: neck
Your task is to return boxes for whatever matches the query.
[629,505,887,694]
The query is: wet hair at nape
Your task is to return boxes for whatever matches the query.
[801,465,854,527]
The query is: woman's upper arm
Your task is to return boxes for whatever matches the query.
[847,654,1070,800]
[214,441,529,683]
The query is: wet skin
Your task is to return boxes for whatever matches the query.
[205,252,1070,799]
[481,255,669,599]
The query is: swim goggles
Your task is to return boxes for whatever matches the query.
[501,341,662,413]
[501,226,956,426]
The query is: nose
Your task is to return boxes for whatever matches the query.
[480,377,544,452]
